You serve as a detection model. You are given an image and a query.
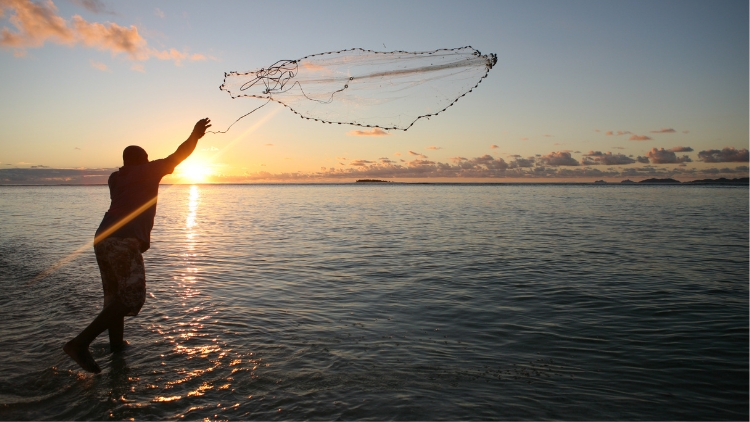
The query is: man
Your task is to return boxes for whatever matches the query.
[64,118,211,373]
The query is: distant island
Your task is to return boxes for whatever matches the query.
[356,179,392,183]
[684,177,749,185]
[632,177,748,185]
[638,178,681,184]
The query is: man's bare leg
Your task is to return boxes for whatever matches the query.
[64,301,126,373]
[108,316,129,352]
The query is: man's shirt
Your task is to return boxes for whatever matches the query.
[95,158,177,252]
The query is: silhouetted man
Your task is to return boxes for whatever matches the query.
[64,118,211,373]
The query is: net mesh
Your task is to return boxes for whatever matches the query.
[219,46,496,131]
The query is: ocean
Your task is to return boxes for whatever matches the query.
[0,184,747,420]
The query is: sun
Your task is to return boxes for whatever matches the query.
[178,161,212,183]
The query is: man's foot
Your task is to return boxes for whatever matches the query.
[63,340,101,373]
[111,340,129,353]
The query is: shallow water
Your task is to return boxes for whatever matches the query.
[0,184,747,420]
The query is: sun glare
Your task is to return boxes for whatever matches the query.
[179,162,212,183]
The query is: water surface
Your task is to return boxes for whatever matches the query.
[0,184,747,420]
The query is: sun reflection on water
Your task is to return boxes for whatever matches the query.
[140,185,267,413]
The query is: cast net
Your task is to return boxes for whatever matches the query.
[217,46,497,132]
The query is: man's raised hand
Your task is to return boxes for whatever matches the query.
[191,118,212,140]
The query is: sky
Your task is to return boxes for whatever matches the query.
[0,0,747,183]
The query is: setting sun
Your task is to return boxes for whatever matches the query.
[177,162,212,183]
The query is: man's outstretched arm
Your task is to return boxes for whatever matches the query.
[167,118,211,165]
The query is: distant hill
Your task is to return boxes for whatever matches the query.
[685,177,748,185]
[355,179,391,183]
[638,178,681,184]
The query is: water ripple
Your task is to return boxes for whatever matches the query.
[0,184,747,420]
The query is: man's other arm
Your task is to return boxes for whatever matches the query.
[166,118,212,166]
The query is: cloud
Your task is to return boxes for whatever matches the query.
[646,148,692,164]
[426,146,441,150]
[520,137,528,141]
[70,0,113,14]
[149,48,205,64]
[612,146,625,150]
[154,8,164,18]
[699,166,749,175]
[509,157,534,168]
[408,151,427,159]
[669,146,693,152]
[490,144,499,149]
[89,58,108,71]
[0,167,114,184]
[264,143,273,146]
[605,130,631,136]
[543,134,552,137]
[130,62,144,72]
[629,134,652,141]
[538,151,579,166]
[408,159,436,166]
[0,0,205,65]
[13,160,746,184]
[697,147,749,163]
[346,127,389,136]
[636,156,650,164]
[650,128,676,134]
[581,151,636,165]
[394,152,401,156]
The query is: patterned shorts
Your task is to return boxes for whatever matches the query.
[94,237,146,316]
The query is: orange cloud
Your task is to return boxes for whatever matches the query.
[581,151,635,165]
[346,127,390,136]
[71,0,112,14]
[0,0,205,65]
[629,134,652,141]
[646,148,692,164]
[89,58,108,71]
[538,151,579,166]
[490,144,499,149]
[605,130,631,136]
[697,147,749,163]
[650,128,676,134]
[426,146,441,150]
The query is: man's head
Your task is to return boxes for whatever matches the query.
[123,145,149,166]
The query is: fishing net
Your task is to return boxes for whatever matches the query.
[216,46,497,132]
